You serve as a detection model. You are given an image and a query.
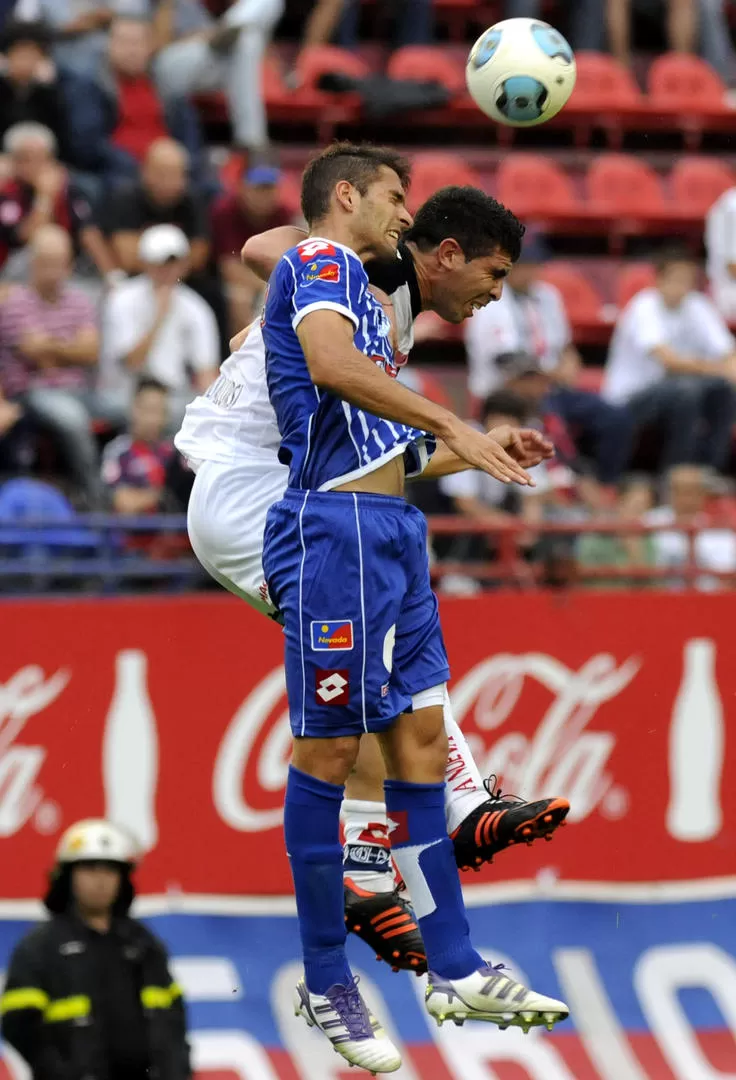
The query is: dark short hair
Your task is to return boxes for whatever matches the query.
[482,389,530,425]
[135,376,168,397]
[1,18,51,53]
[655,246,696,275]
[405,186,525,263]
[301,142,411,225]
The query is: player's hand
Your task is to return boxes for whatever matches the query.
[489,424,554,469]
[444,420,535,486]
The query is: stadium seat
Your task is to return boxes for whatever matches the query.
[647,53,727,115]
[616,263,656,310]
[669,157,734,217]
[539,263,603,326]
[566,51,643,113]
[585,154,667,220]
[295,45,372,89]
[387,46,465,95]
[496,154,579,221]
[408,153,484,211]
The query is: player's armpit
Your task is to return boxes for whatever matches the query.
[241,226,307,281]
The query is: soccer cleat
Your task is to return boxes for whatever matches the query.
[294,976,402,1074]
[344,878,427,974]
[452,775,570,871]
[425,962,569,1034]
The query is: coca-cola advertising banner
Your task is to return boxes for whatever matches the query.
[0,593,734,895]
[1,593,736,1079]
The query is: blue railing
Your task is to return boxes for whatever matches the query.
[0,515,205,594]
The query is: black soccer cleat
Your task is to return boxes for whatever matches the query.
[344,878,427,975]
[452,775,570,872]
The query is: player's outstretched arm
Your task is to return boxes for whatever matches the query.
[241,226,308,282]
[297,310,535,486]
[422,426,554,480]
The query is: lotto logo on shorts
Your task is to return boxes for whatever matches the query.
[311,620,354,651]
[315,670,350,705]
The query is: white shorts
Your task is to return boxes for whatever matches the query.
[187,457,288,618]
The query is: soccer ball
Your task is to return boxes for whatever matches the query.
[466,18,576,127]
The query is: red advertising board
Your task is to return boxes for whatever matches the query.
[1,592,734,897]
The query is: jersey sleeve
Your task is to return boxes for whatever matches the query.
[286,241,363,332]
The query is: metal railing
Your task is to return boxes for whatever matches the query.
[0,514,733,593]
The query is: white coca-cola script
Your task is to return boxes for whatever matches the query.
[212,651,642,831]
[0,665,70,836]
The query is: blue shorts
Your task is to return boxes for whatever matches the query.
[263,488,450,738]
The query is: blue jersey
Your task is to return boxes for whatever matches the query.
[262,237,434,491]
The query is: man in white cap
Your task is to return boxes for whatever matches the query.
[100,222,219,426]
[1,818,191,1080]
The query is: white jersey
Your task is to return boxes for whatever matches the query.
[175,245,418,471]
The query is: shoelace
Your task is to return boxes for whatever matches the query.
[327,976,373,1039]
[483,773,526,805]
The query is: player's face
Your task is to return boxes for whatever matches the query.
[357,167,413,260]
[434,246,513,324]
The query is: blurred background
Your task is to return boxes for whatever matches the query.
[0,1,734,1078]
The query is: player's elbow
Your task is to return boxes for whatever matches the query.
[241,236,273,281]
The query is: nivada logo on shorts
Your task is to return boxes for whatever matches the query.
[311,620,354,651]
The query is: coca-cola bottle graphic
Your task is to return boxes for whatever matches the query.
[103,650,159,852]
[666,638,724,842]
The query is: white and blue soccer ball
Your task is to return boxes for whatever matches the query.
[466,18,576,127]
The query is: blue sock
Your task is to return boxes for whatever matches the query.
[385,779,483,979]
[284,765,353,994]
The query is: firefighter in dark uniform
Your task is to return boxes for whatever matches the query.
[1,819,191,1080]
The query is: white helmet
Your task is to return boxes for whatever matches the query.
[55,819,138,865]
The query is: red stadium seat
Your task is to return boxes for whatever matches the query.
[669,157,734,217]
[295,45,372,89]
[408,153,484,212]
[647,53,727,114]
[616,263,656,310]
[540,264,603,326]
[586,154,667,219]
[496,154,579,221]
[387,46,465,95]
[567,51,643,113]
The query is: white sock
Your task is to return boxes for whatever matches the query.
[443,689,489,834]
[341,799,395,894]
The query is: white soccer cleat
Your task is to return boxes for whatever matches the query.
[425,961,569,1034]
[294,976,402,1074]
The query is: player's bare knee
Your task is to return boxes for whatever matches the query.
[291,734,361,786]
[380,686,448,782]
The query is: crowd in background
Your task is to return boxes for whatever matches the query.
[0,0,734,591]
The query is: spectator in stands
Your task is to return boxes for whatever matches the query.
[705,184,736,319]
[0,224,115,506]
[571,0,697,65]
[602,249,736,475]
[212,163,294,334]
[0,20,70,156]
[13,0,149,77]
[576,475,656,587]
[0,121,113,282]
[100,224,219,427]
[464,236,632,489]
[63,15,206,190]
[646,464,736,589]
[101,375,178,513]
[103,136,226,342]
[153,0,284,156]
[439,388,550,549]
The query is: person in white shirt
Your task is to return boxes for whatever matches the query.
[646,464,736,590]
[465,235,633,487]
[603,249,736,473]
[705,185,736,319]
[100,223,219,427]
